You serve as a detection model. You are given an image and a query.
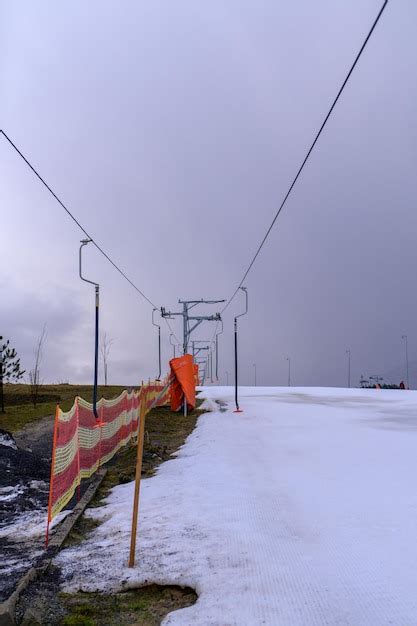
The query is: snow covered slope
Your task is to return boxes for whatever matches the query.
[57,387,417,625]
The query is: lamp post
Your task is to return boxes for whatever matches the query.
[253,363,257,386]
[402,335,409,389]
[169,333,176,358]
[226,371,229,386]
[346,349,351,388]
[286,357,291,387]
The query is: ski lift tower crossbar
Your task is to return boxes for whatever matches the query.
[161,299,224,355]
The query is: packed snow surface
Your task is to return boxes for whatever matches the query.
[57,387,417,625]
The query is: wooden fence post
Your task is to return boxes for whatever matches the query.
[45,404,59,548]
[128,387,148,567]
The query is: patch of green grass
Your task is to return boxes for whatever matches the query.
[60,585,197,625]
[0,384,127,433]
[62,616,96,626]
[63,516,102,547]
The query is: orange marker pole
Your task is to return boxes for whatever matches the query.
[128,388,148,567]
[45,404,59,548]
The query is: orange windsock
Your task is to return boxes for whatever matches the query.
[170,354,196,411]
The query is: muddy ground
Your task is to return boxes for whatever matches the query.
[0,423,52,602]
[13,402,202,624]
[16,565,197,625]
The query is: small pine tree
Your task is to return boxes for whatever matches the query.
[0,336,25,413]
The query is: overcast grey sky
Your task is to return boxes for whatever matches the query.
[1,0,416,388]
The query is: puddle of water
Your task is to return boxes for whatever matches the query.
[215,400,228,413]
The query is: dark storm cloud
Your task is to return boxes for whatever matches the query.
[1,0,416,387]
[0,280,89,382]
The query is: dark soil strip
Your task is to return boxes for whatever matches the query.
[61,585,197,626]
[16,565,197,625]
[0,431,50,603]
[0,427,98,603]
[15,402,202,624]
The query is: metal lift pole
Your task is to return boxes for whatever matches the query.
[79,239,99,419]
[234,287,248,413]
[215,320,223,381]
[152,309,161,381]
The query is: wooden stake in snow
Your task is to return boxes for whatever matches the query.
[45,404,59,548]
[128,387,148,567]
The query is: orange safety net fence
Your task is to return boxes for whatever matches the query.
[46,377,170,544]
